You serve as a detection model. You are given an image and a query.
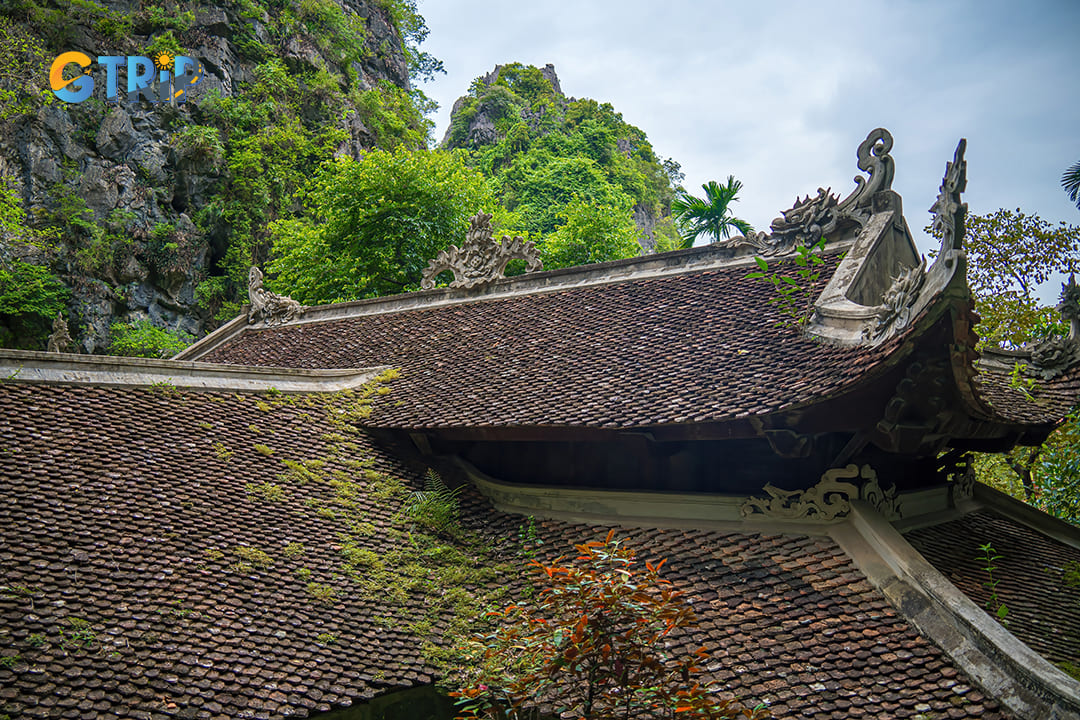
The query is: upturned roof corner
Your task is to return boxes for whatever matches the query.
[807,133,969,347]
[712,128,897,258]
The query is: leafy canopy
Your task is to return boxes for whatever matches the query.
[268,148,499,303]
[671,177,753,248]
[542,194,642,271]
[929,208,1080,348]
[0,174,67,349]
[933,208,1080,525]
[444,64,680,249]
[107,319,192,358]
[452,531,768,720]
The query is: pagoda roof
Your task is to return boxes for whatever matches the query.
[190,252,906,431]
[2,128,1080,720]
[0,382,1018,720]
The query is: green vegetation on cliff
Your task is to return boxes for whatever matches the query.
[0,0,437,348]
[262,63,686,306]
[443,63,682,259]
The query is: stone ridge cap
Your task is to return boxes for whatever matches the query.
[300,238,856,321]
[0,348,387,393]
[840,501,1080,719]
[181,240,855,361]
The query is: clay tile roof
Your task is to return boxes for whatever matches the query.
[905,509,1080,671]
[0,382,1013,719]
[198,258,902,430]
[975,364,1080,426]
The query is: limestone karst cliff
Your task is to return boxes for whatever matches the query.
[0,0,421,352]
[440,62,681,254]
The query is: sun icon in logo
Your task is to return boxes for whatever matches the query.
[152,51,174,72]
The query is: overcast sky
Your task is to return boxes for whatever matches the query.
[416,0,1080,278]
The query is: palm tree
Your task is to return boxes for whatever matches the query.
[670,176,753,249]
[1064,160,1080,212]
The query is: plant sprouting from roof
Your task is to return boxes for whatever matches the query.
[403,468,462,535]
[744,237,827,330]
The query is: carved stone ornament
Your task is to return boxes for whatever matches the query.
[247,267,305,326]
[764,187,843,253]
[720,128,895,256]
[949,457,976,503]
[929,139,968,255]
[836,128,896,216]
[874,357,952,455]
[46,312,72,353]
[740,464,899,522]
[421,212,542,290]
[858,465,902,521]
[1029,274,1080,372]
[864,257,928,341]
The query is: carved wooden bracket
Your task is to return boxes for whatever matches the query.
[874,357,955,455]
[740,464,900,522]
[421,212,542,290]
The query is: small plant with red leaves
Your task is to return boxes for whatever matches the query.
[450,530,768,720]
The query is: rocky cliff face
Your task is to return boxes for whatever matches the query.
[1,0,411,352]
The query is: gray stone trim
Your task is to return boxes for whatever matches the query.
[808,198,922,344]
[460,458,834,535]
[835,501,1080,720]
[463,459,921,535]
[180,240,855,362]
[0,349,386,393]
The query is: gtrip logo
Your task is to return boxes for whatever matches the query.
[50,51,204,103]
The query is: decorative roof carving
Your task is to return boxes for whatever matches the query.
[1029,274,1080,372]
[1059,272,1080,341]
[864,257,927,341]
[421,212,542,291]
[836,128,895,216]
[740,464,898,522]
[874,356,953,455]
[247,267,305,326]
[929,139,968,254]
[765,187,843,252]
[720,128,895,255]
[947,455,976,503]
[859,465,902,521]
[46,312,72,353]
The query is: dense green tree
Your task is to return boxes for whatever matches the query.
[541,194,642,270]
[949,208,1079,348]
[934,209,1080,523]
[267,148,500,303]
[671,177,752,248]
[0,174,67,348]
[107,319,192,358]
